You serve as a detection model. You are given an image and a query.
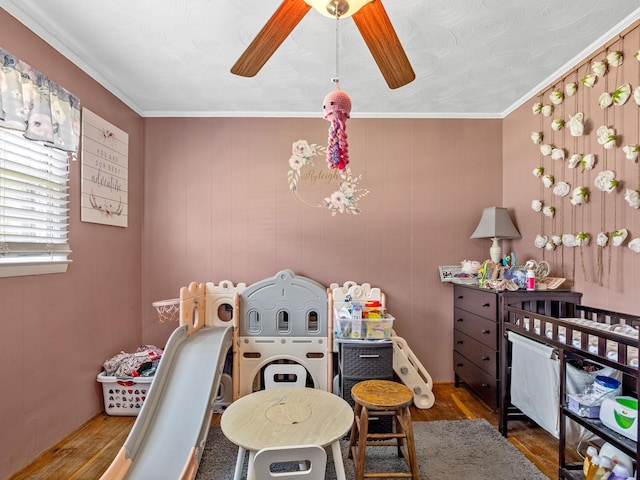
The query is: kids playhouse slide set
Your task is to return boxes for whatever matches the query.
[99,270,433,480]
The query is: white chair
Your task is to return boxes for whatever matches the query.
[264,363,308,389]
[233,363,310,480]
[251,444,327,480]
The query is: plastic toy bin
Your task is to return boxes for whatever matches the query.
[97,372,154,416]
[334,315,394,340]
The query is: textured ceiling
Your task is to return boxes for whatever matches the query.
[2,0,640,118]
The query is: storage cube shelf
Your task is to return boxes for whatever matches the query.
[97,372,154,416]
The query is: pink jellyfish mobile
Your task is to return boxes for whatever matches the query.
[322,88,352,170]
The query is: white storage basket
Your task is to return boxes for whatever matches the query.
[97,372,154,416]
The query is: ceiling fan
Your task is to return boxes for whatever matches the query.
[230,0,415,89]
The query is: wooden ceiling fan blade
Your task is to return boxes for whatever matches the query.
[231,0,311,77]
[352,0,415,89]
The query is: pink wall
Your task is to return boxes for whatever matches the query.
[0,11,144,478]
[503,23,640,314]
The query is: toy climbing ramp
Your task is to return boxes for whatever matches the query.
[100,283,234,480]
[392,334,435,409]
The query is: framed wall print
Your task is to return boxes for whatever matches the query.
[81,108,129,227]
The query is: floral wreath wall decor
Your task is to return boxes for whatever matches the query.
[288,140,369,215]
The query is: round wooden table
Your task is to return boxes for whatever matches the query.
[221,387,353,480]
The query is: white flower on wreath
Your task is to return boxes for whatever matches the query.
[599,92,613,109]
[551,148,565,161]
[594,170,618,193]
[531,200,543,212]
[582,74,597,88]
[606,51,623,67]
[542,174,554,188]
[582,154,596,171]
[540,144,553,156]
[570,187,588,205]
[635,87,640,106]
[552,234,563,246]
[541,104,554,117]
[623,144,640,161]
[612,84,631,106]
[565,82,578,97]
[553,181,570,197]
[549,89,564,105]
[532,102,542,115]
[320,167,369,215]
[567,112,584,137]
[545,240,557,251]
[597,232,609,247]
[575,232,590,247]
[563,233,577,247]
[592,60,608,77]
[532,166,544,178]
[534,234,548,249]
[636,49,640,62]
[543,205,555,218]
[568,153,582,169]
[625,188,640,209]
[596,125,616,149]
[531,132,543,144]
[551,119,564,131]
[612,229,628,247]
[629,238,640,253]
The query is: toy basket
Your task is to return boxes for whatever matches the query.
[97,372,154,416]
[152,298,180,322]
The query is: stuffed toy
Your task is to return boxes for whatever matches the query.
[322,88,351,170]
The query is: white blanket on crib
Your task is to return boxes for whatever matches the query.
[517,317,639,367]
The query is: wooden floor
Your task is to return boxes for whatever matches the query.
[8,383,568,479]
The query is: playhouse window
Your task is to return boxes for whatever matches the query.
[307,311,319,332]
[247,309,261,333]
[277,310,290,333]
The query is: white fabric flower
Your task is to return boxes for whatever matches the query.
[567,112,584,137]
[541,104,554,117]
[629,238,640,253]
[549,89,564,105]
[597,232,609,247]
[635,87,640,106]
[582,74,597,87]
[532,102,542,115]
[623,144,639,161]
[582,154,596,171]
[599,92,613,108]
[552,234,563,246]
[540,144,553,156]
[531,200,543,212]
[553,182,570,197]
[596,126,616,149]
[543,206,555,218]
[568,153,582,169]
[551,119,564,131]
[594,170,618,193]
[551,148,565,161]
[575,232,590,247]
[606,51,623,67]
[534,234,548,249]
[562,233,577,247]
[532,166,544,178]
[542,174,554,188]
[531,131,543,144]
[612,84,631,105]
[636,49,640,62]
[570,187,588,205]
[625,189,640,209]
[592,60,607,77]
[612,229,628,246]
[565,82,578,97]
[545,241,556,251]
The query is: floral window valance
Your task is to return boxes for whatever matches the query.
[0,48,80,153]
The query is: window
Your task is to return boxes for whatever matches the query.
[0,127,72,277]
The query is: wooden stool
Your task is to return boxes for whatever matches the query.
[347,379,419,479]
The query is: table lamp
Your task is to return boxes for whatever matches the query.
[470,207,521,264]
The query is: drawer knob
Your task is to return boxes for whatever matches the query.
[456,340,463,345]
[456,363,464,367]
[481,329,490,334]
[481,356,490,361]
[482,303,490,307]
[456,318,464,322]
[481,383,489,388]
[457,295,464,299]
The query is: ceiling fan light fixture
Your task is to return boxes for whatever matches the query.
[304,0,373,18]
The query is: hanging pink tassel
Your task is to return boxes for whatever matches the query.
[323,89,351,170]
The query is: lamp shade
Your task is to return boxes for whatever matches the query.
[304,0,373,18]
[470,207,521,240]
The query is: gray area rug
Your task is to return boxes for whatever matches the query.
[195,419,549,479]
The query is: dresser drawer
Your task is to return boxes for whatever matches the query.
[340,342,393,378]
[454,351,498,408]
[454,330,497,377]
[454,307,498,350]
[453,285,497,319]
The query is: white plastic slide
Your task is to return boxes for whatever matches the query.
[100,324,233,480]
[392,334,435,409]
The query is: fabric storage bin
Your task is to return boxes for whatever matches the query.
[97,372,154,416]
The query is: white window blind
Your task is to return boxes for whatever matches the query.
[0,127,72,277]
